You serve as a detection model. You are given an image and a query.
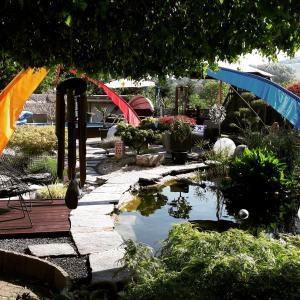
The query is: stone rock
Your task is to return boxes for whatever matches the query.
[95,177,108,185]
[28,243,76,257]
[86,186,96,192]
[138,177,160,186]
[234,144,248,157]
[136,154,164,167]
[89,249,128,283]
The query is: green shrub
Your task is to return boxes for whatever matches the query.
[224,148,298,230]
[27,156,57,177]
[139,117,170,132]
[169,120,191,140]
[122,223,300,300]
[228,148,290,195]
[116,123,159,154]
[9,125,58,154]
[241,128,300,175]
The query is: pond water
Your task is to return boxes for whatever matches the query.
[116,182,236,251]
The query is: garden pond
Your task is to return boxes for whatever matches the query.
[116,181,237,251]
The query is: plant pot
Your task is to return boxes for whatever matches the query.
[170,133,192,152]
[99,128,108,139]
[172,151,188,164]
[162,131,192,153]
[162,132,172,153]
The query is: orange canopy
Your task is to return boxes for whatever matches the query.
[0,68,48,154]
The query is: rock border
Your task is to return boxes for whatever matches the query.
[0,248,70,292]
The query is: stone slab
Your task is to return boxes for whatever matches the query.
[70,215,114,232]
[28,243,76,257]
[86,175,98,183]
[79,192,121,205]
[92,184,130,194]
[70,204,114,216]
[72,231,124,255]
[90,249,127,283]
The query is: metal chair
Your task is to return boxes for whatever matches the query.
[0,153,57,209]
[0,161,33,229]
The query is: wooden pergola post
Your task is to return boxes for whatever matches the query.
[217,80,222,105]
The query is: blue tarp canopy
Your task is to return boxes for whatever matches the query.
[206,67,300,130]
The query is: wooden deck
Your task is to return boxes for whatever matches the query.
[0,200,70,237]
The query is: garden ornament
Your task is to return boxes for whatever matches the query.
[56,78,87,209]
[209,104,226,125]
[238,209,249,220]
[213,138,236,157]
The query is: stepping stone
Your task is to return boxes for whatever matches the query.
[72,231,123,255]
[92,184,130,194]
[89,249,128,283]
[70,215,114,232]
[79,192,121,205]
[28,243,76,257]
[70,204,114,216]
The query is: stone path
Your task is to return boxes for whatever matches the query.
[0,280,39,299]
[71,152,207,283]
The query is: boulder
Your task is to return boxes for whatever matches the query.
[234,144,248,157]
[136,154,164,167]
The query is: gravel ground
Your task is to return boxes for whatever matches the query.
[0,235,89,282]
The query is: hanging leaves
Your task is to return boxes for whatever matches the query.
[1,1,300,77]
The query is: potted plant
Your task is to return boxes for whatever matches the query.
[162,120,192,163]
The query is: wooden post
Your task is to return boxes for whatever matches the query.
[55,91,65,181]
[218,80,222,105]
[183,86,188,115]
[175,87,179,115]
[77,94,87,186]
[67,89,76,180]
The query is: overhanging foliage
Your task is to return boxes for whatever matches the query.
[1,1,300,78]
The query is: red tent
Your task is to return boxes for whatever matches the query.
[128,95,154,111]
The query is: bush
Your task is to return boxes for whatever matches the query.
[139,117,170,132]
[116,123,159,154]
[241,128,300,175]
[9,125,58,154]
[122,223,300,300]
[224,148,299,230]
[27,156,57,178]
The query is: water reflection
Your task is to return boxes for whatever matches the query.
[168,184,192,219]
[116,182,235,250]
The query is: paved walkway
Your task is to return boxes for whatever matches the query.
[0,280,39,300]
[70,149,207,283]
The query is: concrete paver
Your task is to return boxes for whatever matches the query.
[89,249,126,283]
[71,231,124,255]
[28,243,76,257]
[0,280,39,299]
